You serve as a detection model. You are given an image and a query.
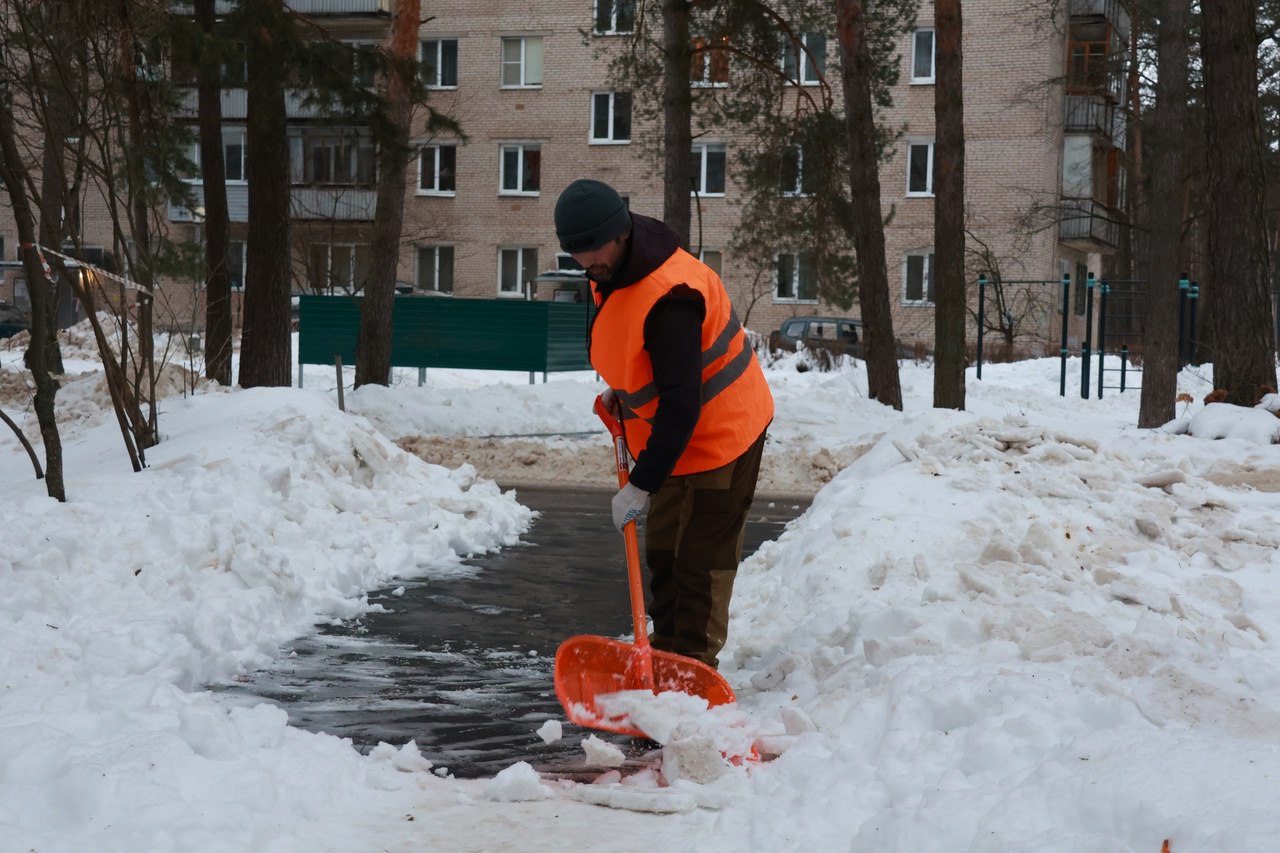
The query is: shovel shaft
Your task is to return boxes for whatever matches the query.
[599,397,654,690]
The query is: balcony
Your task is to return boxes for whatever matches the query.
[177,89,350,122]
[1070,0,1130,41]
[168,185,375,223]
[183,0,390,14]
[1059,198,1120,253]
[1064,94,1126,149]
[290,186,376,221]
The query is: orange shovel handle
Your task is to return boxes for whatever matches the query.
[594,395,654,690]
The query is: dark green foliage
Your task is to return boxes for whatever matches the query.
[602,0,915,307]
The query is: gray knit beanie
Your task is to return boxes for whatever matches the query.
[554,179,632,253]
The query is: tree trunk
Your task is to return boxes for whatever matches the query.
[239,0,293,389]
[196,0,234,387]
[835,0,902,410]
[932,0,965,410]
[355,0,418,388]
[661,0,693,249]
[118,0,158,451]
[1200,0,1277,404]
[0,106,66,501]
[1137,0,1188,428]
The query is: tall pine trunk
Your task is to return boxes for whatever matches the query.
[932,0,965,410]
[1200,1,1277,404]
[835,0,902,410]
[661,0,693,249]
[196,0,234,387]
[239,0,293,389]
[1137,0,1188,428]
[355,0,418,388]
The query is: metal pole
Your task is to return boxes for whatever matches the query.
[1188,282,1199,366]
[1177,273,1189,365]
[1120,344,1128,392]
[1081,272,1095,399]
[1096,280,1109,398]
[1059,273,1071,397]
[976,273,987,380]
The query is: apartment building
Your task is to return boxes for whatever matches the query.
[0,0,1128,355]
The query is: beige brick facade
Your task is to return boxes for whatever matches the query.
[1,0,1115,354]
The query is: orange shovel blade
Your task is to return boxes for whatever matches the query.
[554,634,737,737]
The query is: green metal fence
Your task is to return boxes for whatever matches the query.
[296,294,593,386]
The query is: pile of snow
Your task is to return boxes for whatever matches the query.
[2,350,1279,851]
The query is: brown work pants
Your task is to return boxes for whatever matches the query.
[644,428,768,668]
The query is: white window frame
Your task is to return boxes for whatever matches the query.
[500,36,543,88]
[691,36,729,87]
[418,144,457,195]
[498,246,538,296]
[590,91,632,144]
[781,32,826,86]
[691,142,726,196]
[420,38,458,89]
[911,28,936,84]
[902,251,936,306]
[185,128,247,184]
[416,245,454,293]
[906,140,935,196]
[594,0,635,35]
[310,242,371,294]
[780,144,815,197]
[698,249,723,277]
[499,143,541,196]
[774,251,818,303]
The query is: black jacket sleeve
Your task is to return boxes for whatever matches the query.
[627,290,705,493]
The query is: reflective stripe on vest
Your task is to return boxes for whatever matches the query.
[614,309,753,423]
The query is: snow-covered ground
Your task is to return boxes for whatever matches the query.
[2,329,1279,853]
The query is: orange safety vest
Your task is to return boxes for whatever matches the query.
[590,248,774,477]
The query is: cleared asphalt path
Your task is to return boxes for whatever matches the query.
[218,486,809,778]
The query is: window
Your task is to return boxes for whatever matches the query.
[418,144,457,194]
[699,249,722,276]
[906,141,934,195]
[595,0,635,34]
[498,247,538,296]
[780,32,826,86]
[775,252,817,302]
[186,128,246,183]
[309,243,371,293]
[228,241,245,290]
[692,36,729,86]
[292,132,376,186]
[223,128,246,182]
[348,40,378,89]
[911,28,935,83]
[416,245,454,293]
[501,36,543,87]
[499,143,541,194]
[903,251,935,305]
[556,252,583,272]
[781,145,817,196]
[421,39,459,88]
[690,143,726,195]
[590,92,632,143]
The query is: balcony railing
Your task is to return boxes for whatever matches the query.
[290,187,377,221]
[1059,198,1120,252]
[169,184,375,223]
[177,89,348,121]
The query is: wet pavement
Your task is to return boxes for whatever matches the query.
[216,486,809,779]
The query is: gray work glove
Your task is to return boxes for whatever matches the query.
[611,482,650,531]
[600,387,621,419]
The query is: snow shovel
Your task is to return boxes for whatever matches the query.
[553,395,737,737]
